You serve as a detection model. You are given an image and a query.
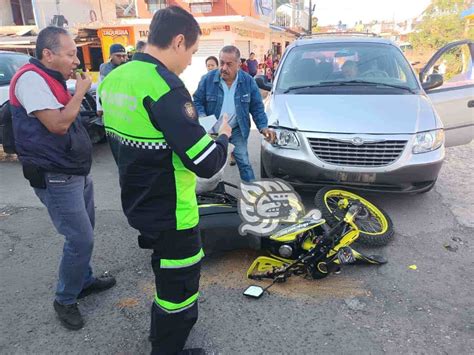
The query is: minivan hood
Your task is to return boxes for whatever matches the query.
[268,94,436,134]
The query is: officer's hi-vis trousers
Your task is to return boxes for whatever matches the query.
[139,227,203,355]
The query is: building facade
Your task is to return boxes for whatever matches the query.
[130,0,293,61]
[126,0,297,91]
[0,0,117,28]
[1,0,299,90]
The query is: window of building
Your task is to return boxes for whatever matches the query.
[10,0,36,26]
[190,3,212,14]
[147,0,167,13]
[116,0,137,18]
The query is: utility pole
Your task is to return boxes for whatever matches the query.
[308,0,316,34]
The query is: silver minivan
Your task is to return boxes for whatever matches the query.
[257,36,474,193]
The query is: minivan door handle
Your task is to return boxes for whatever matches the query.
[468,100,474,108]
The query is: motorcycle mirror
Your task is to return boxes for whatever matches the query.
[243,285,265,299]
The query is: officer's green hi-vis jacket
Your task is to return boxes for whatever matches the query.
[98,53,229,232]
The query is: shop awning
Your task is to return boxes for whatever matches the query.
[0,26,37,36]
[0,36,37,46]
[270,24,301,36]
[270,24,285,32]
[75,41,97,47]
[0,44,36,49]
[0,38,96,50]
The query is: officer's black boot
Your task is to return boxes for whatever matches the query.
[53,300,84,330]
[178,348,206,355]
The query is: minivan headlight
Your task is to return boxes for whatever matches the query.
[272,129,300,149]
[412,129,444,154]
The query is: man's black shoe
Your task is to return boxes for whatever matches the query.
[77,276,116,299]
[53,300,84,330]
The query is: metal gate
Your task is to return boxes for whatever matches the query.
[236,40,251,59]
[195,39,225,58]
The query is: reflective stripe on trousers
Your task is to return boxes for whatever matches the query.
[144,227,202,354]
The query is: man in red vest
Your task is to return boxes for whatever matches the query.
[9,26,116,330]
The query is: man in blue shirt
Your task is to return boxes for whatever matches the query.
[193,45,275,182]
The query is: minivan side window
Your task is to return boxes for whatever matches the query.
[425,44,474,89]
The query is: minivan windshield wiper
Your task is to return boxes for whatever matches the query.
[283,80,417,94]
[283,84,330,93]
[318,80,417,93]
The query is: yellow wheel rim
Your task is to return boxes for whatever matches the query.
[323,190,388,235]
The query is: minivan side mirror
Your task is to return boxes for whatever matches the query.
[255,75,272,91]
[422,73,443,91]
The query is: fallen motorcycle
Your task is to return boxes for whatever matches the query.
[243,187,393,299]
[195,182,393,299]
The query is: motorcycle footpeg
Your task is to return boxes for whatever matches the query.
[337,247,356,265]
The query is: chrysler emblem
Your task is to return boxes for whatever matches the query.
[351,137,364,146]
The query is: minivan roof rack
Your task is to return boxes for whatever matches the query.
[298,32,380,39]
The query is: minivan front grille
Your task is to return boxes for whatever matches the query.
[308,138,407,167]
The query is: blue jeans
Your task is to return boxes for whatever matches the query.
[34,173,95,305]
[230,126,255,182]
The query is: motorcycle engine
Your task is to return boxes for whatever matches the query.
[278,245,293,258]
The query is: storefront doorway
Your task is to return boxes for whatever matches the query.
[196,39,225,59]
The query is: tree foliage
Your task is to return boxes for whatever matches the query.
[409,0,473,50]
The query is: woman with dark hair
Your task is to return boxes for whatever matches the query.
[240,58,249,73]
[205,55,218,71]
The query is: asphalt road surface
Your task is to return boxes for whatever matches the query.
[1,133,473,354]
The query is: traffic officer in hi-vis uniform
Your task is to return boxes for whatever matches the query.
[99,6,231,355]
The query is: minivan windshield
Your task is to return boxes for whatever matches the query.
[0,53,30,86]
[276,42,420,94]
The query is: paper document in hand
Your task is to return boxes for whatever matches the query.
[209,114,237,134]
[198,115,217,132]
